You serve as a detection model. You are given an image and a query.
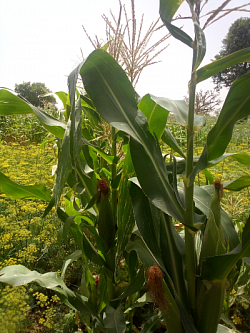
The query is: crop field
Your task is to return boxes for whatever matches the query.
[0,143,74,332]
[0,117,250,332]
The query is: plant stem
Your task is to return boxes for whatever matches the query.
[111,127,118,224]
[185,75,197,314]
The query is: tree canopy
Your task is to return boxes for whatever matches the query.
[14,82,56,108]
[212,17,250,90]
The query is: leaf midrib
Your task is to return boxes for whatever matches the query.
[91,61,184,221]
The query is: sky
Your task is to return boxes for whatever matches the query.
[0,0,249,109]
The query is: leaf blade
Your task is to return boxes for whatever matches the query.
[0,171,51,201]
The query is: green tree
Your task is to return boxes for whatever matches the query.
[212,17,250,90]
[14,82,56,108]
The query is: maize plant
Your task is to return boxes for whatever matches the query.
[1,1,250,332]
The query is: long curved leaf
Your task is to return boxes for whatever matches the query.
[140,313,163,333]
[162,128,186,159]
[0,265,67,288]
[0,171,51,201]
[224,176,250,191]
[80,50,185,223]
[167,152,250,177]
[61,250,82,280]
[160,0,193,48]
[0,88,66,138]
[44,119,72,215]
[138,94,169,140]
[150,95,205,131]
[0,265,105,329]
[193,48,250,84]
[178,183,239,251]
[159,0,185,22]
[115,267,145,300]
[191,72,250,182]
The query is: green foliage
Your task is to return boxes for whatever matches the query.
[14,82,56,108]
[1,1,250,333]
[212,18,250,90]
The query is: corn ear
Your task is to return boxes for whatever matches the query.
[98,194,115,250]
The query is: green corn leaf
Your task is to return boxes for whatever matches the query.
[82,228,106,266]
[129,182,188,311]
[193,48,250,84]
[0,88,66,138]
[45,95,96,215]
[55,91,68,107]
[129,182,163,267]
[217,324,237,333]
[192,19,206,71]
[126,234,184,333]
[57,208,105,266]
[208,152,250,167]
[186,0,206,71]
[117,150,135,261]
[132,134,184,220]
[63,215,77,246]
[126,234,161,272]
[224,176,250,191]
[130,136,185,222]
[200,216,250,281]
[202,169,214,185]
[125,293,153,313]
[80,49,185,223]
[167,152,250,179]
[220,315,237,331]
[150,95,205,131]
[80,50,141,142]
[61,250,82,280]
[55,91,70,114]
[160,0,193,48]
[57,208,84,250]
[103,306,126,333]
[115,267,145,300]
[0,265,68,288]
[68,61,84,117]
[80,94,96,110]
[89,146,118,165]
[178,183,239,251]
[44,119,72,215]
[159,213,189,309]
[162,127,186,159]
[139,313,163,333]
[190,72,250,183]
[159,0,185,22]
[0,265,105,329]
[196,279,227,333]
[55,91,71,121]
[199,186,226,264]
[0,171,51,201]
[138,94,169,140]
